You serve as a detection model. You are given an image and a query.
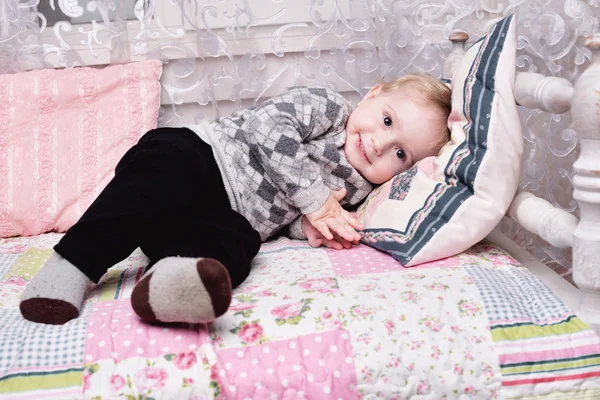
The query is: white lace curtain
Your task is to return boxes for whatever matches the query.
[1,0,599,273]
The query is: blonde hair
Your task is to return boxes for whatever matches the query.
[379,73,452,152]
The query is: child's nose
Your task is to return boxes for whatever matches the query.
[371,137,382,156]
[372,134,391,156]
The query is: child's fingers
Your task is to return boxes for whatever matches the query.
[313,221,334,240]
[305,228,324,248]
[323,239,343,250]
[323,233,348,250]
[308,238,322,248]
[327,218,359,242]
[330,234,353,249]
[341,219,361,242]
[332,188,347,201]
[343,210,364,231]
[325,218,350,240]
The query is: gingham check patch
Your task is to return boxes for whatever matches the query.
[0,306,89,372]
[465,265,570,325]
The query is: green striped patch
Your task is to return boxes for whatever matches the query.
[491,316,589,342]
[0,368,82,393]
[502,355,600,376]
[98,267,127,301]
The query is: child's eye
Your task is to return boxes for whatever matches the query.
[396,148,406,160]
[383,115,392,126]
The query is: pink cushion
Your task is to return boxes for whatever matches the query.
[0,60,162,237]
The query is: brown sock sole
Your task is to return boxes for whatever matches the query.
[196,258,232,318]
[20,298,80,325]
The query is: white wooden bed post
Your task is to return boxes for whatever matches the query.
[443,32,469,82]
[446,31,600,329]
[570,34,600,329]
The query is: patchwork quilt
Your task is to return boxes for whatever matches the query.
[0,233,599,399]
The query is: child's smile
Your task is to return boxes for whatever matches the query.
[356,134,370,163]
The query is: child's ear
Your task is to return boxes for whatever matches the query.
[365,84,382,99]
[358,84,382,105]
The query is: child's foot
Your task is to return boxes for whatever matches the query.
[20,252,92,325]
[131,257,232,324]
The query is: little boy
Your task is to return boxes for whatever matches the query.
[20,73,451,325]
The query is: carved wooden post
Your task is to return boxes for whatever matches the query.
[443,31,469,81]
[507,191,578,248]
[514,72,575,114]
[570,33,600,329]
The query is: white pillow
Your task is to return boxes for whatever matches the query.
[357,15,522,266]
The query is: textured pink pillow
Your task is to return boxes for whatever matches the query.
[0,60,162,237]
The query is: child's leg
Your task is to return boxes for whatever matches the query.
[20,128,219,324]
[131,209,261,324]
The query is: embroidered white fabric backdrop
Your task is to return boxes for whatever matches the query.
[1,0,599,274]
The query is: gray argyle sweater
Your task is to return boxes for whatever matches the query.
[188,86,373,241]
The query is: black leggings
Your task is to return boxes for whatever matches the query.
[54,127,261,288]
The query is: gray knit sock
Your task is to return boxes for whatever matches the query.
[131,257,232,324]
[20,252,92,325]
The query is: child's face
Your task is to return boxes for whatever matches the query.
[344,84,446,184]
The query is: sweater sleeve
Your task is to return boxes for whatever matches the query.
[287,216,307,240]
[239,87,351,215]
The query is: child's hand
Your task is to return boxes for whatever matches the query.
[301,216,355,250]
[305,188,364,243]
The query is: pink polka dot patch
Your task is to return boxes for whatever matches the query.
[325,244,407,276]
[326,244,454,276]
[215,330,358,399]
[84,300,210,363]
